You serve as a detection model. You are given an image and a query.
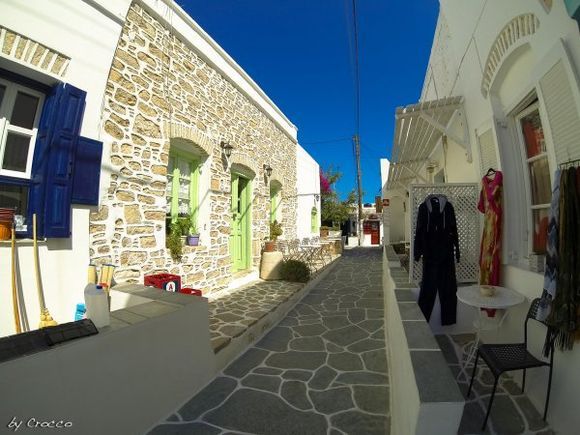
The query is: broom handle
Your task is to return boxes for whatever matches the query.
[11,224,22,333]
[32,214,47,311]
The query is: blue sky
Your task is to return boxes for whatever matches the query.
[179,0,439,202]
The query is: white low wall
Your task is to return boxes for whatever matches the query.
[383,248,464,435]
[0,292,214,435]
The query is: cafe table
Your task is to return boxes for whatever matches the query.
[457,285,525,368]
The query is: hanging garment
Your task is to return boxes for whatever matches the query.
[478,171,503,285]
[414,194,460,325]
[548,167,580,350]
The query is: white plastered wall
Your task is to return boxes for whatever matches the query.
[422,1,580,433]
[296,144,320,240]
[0,0,131,336]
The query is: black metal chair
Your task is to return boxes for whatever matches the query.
[467,298,555,431]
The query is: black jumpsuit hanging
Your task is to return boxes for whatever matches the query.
[413,195,460,325]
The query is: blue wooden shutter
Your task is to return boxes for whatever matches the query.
[29,83,86,238]
[29,84,61,237]
[72,136,102,205]
[44,84,86,237]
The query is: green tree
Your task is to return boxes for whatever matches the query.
[320,166,357,228]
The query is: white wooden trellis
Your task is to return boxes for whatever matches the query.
[409,183,480,284]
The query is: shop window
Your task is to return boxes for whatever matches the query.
[516,101,551,254]
[165,150,199,230]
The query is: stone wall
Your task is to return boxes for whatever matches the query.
[90,2,298,293]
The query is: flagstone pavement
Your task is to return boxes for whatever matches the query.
[149,247,389,435]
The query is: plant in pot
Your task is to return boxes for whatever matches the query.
[264,220,282,252]
[186,220,200,247]
[176,213,200,246]
[319,225,330,238]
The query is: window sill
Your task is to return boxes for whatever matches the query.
[183,244,207,252]
[0,238,47,246]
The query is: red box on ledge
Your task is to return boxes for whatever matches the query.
[144,273,181,292]
[180,288,202,296]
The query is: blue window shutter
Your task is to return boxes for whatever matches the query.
[43,83,86,238]
[72,136,103,205]
[29,84,61,237]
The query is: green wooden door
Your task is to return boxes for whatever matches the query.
[231,174,251,271]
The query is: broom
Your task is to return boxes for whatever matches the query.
[11,224,22,333]
[33,214,57,328]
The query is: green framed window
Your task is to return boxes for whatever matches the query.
[270,186,281,223]
[311,207,318,233]
[166,151,200,226]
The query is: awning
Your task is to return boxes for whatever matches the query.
[387,96,470,190]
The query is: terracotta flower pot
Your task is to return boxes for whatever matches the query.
[264,240,277,252]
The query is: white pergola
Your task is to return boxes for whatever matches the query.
[387,96,470,191]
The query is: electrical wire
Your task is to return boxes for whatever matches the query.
[351,0,361,138]
[301,137,351,145]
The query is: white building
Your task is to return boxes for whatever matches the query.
[0,0,131,336]
[380,158,392,244]
[386,1,580,433]
[295,143,321,240]
[0,0,321,338]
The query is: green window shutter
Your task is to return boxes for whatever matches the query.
[190,160,199,230]
[170,155,179,223]
[311,207,318,233]
[270,189,277,223]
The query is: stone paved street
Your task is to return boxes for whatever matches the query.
[208,280,305,353]
[437,334,554,435]
[149,248,389,435]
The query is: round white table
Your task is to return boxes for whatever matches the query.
[457,285,525,310]
[457,285,526,367]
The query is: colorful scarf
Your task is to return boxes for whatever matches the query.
[547,167,580,351]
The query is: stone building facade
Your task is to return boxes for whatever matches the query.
[90,2,298,293]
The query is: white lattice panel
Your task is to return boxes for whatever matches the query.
[409,183,480,283]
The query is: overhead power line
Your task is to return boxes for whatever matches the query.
[301,137,351,145]
[350,0,363,244]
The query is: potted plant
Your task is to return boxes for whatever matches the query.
[320,225,330,238]
[264,220,282,252]
[186,219,200,247]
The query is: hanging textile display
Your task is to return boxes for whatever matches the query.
[413,194,460,325]
[546,165,580,351]
[477,170,503,285]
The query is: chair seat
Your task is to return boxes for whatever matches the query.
[479,343,549,376]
